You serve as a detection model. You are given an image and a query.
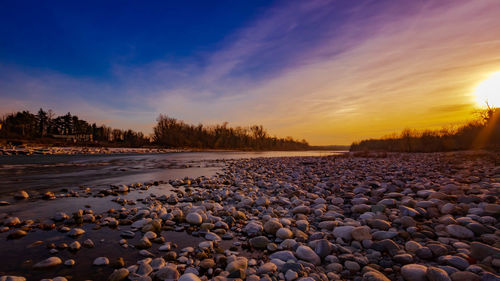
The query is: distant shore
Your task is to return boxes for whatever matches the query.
[0,144,345,156]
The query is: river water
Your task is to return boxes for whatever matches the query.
[0,151,343,196]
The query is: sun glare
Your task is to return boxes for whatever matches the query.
[474,72,500,108]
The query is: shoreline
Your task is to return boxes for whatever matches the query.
[0,145,341,156]
[0,153,499,280]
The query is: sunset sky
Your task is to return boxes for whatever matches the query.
[1,0,500,145]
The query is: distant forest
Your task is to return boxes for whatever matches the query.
[0,109,309,150]
[351,107,499,152]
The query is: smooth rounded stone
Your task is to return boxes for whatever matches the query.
[440,256,469,270]
[445,225,474,239]
[352,226,372,241]
[186,213,203,225]
[400,206,419,217]
[400,216,417,227]
[314,239,332,258]
[405,241,422,253]
[483,204,500,215]
[285,269,299,281]
[250,236,270,249]
[198,241,213,250]
[258,262,278,274]
[368,219,391,230]
[136,263,153,276]
[362,270,391,281]
[344,261,360,272]
[4,217,21,226]
[470,242,500,261]
[270,251,297,262]
[205,232,221,241]
[428,243,447,257]
[34,257,62,269]
[426,266,451,281]
[108,268,129,281]
[401,264,428,281]
[7,230,27,239]
[150,258,165,270]
[83,239,94,248]
[120,230,135,238]
[393,254,413,264]
[372,231,398,240]
[318,221,337,230]
[293,205,310,214]
[136,237,152,249]
[155,264,179,280]
[372,239,401,256]
[69,241,81,251]
[276,228,294,239]
[263,219,283,235]
[178,273,201,281]
[143,231,157,240]
[67,228,85,237]
[481,272,500,281]
[279,239,298,250]
[296,220,309,232]
[352,204,371,213]
[118,185,129,192]
[14,190,29,199]
[416,247,433,259]
[139,250,155,257]
[244,221,264,235]
[64,259,75,266]
[53,212,69,222]
[0,276,26,281]
[295,245,320,265]
[93,257,110,266]
[200,259,215,269]
[466,222,490,235]
[226,257,248,272]
[255,197,270,206]
[131,218,152,229]
[333,226,355,240]
[449,271,480,281]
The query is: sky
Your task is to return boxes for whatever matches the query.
[1,0,500,145]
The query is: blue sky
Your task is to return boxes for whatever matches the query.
[1,0,500,144]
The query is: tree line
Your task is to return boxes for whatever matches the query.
[0,109,149,147]
[350,107,500,152]
[153,115,309,150]
[0,109,310,150]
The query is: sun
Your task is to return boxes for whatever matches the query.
[473,72,500,108]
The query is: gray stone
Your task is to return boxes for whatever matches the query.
[33,257,62,269]
[401,264,427,281]
[426,266,451,281]
[296,245,320,265]
[445,225,474,239]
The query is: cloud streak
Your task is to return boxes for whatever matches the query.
[2,0,500,144]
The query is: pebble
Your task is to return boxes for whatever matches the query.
[33,257,62,269]
[178,273,201,281]
[295,245,321,265]
[93,257,109,266]
[401,264,428,281]
[186,213,202,225]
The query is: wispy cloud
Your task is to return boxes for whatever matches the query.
[1,0,500,144]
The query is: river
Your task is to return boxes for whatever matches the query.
[0,151,343,196]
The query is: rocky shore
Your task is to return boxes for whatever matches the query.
[0,146,183,156]
[0,152,499,281]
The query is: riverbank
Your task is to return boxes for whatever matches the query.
[0,152,499,281]
[0,145,187,156]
